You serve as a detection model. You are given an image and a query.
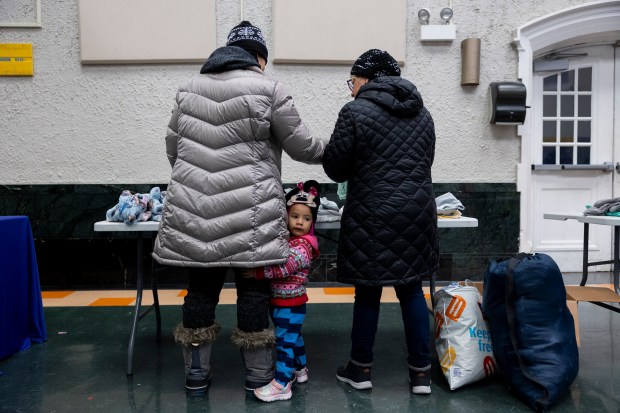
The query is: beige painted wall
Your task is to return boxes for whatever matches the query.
[0,0,588,185]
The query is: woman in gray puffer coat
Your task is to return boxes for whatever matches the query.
[323,49,438,396]
[152,21,325,396]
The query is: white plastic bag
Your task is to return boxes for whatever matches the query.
[433,282,498,390]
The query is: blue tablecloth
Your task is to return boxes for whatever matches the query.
[0,216,47,360]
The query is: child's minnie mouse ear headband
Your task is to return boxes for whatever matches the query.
[285,180,321,223]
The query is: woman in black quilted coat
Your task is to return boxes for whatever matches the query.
[323,49,438,395]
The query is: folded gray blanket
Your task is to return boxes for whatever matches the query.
[436,192,465,215]
[583,197,620,215]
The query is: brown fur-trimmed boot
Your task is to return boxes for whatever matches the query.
[174,323,221,396]
[231,327,275,393]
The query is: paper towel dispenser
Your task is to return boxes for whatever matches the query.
[489,82,527,125]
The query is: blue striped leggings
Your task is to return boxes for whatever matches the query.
[270,304,306,386]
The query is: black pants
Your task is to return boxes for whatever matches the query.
[350,282,430,368]
[183,267,270,333]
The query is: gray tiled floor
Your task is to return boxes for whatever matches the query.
[1,297,618,412]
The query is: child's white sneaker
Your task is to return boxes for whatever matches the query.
[253,379,292,402]
[294,367,309,383]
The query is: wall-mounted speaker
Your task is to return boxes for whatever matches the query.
[488,82,527,125]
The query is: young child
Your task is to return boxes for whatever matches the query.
[252,180,321,402]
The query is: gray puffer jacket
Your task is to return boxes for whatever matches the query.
[152,46,325,268]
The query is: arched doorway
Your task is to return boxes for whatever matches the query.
[515,1,620,271]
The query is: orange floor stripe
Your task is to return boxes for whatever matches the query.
[41,291,75,299]
[323,287,355,295]
[177,290,188,297]
[89,298,135,307]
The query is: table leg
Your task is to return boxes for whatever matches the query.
[580,223,590,286]
[430,273,436,309]
[152,267,161,343]
[127,233,144,378]
[614,227,620,295]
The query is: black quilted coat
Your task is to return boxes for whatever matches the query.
[323,76,438,286]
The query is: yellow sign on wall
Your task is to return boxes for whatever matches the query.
[0,44,34,76]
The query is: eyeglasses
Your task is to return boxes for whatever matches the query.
[347,76,357,91]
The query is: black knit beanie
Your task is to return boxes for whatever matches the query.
[226,21,268,61]
[351,49,401,80]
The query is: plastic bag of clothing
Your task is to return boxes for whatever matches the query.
[433,282,498,390]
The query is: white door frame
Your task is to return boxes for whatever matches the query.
[514,0,620,253]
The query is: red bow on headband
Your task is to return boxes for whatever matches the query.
[296,182,318,196]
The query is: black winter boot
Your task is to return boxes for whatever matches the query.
[409,365,432,395]
[175,323,221,396]
[336,360,372,390]
[184,343,212,395]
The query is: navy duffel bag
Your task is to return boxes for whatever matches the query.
[482,253,579,412]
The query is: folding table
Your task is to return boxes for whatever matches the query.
[543,213,620,313]
[94,216,479,376]
[0,216,47,360]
